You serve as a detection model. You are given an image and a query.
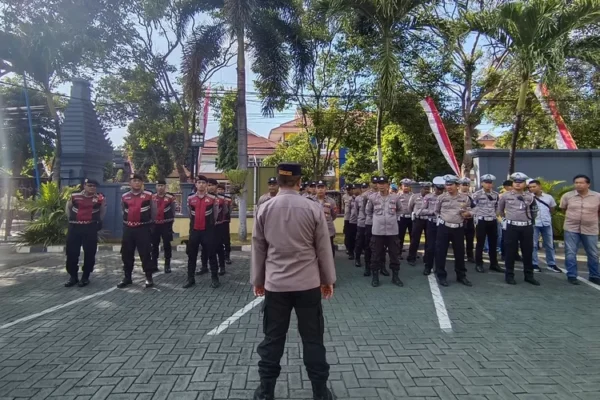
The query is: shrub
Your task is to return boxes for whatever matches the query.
[17,182,80,246]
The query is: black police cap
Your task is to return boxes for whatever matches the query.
[361,183,369,189]
[267,177,277,184]
[277,163,302,176]
[196,175,208,183]
[371,176,378,184]
[130,174,144,181]
[156,179,167,185]
[316,180,327,187]
[208,178,219,185]
[377,176,389,183]
[84,178,99,186]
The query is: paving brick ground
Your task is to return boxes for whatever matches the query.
[0,248,599,400]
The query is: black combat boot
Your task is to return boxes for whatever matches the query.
[489,264,505,273]
[371,270,379,287]
[225,252,232,265]
[363,266,371,277]
[380,265,390,276]
[183,279,195,289]
[151,258,160,273]
[78,273,90,287]
[423,266,432,276]
[253,380,276,400]
[311,381,335,400]
[117,275,133,289]
[391,270,404,287]
[64,276,79,287]
[164,258,171,274]
[218,266,226,276]
[145,272,154,288]
[210,274,220,288]
[196,266,209,275]
[354,257,361,268]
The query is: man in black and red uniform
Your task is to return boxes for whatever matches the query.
[199,179,227,275]
[119,174,156,289]
[186,175,220,289]
[151,179,176,274]
[218,184,233,265]
[64,178,107,287]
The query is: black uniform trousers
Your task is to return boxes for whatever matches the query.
[504,224,534,280]
[408,218,428,262]
[364,225,373,267]
[434,224,467,280]
[66,223,98,279]
[398,217,412,253]
[345,223,357,255]
[329,236,335,257]
[424,220,437,269]
[201,223,226,268]
[475,220,499,266]
[343,220,350,251]
[354,226,366,260]
[257,288,329,383]
[371,235,400,271]
[464,219,475,258]
[223,222,231,255]
[188,229,218,278]
[122,225,152,279]
[151,222,173,264]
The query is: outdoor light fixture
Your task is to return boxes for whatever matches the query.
[191,132,204,147]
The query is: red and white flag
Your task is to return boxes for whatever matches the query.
[420,97,461,176]
[534,83,577,150]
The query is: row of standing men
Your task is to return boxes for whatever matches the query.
[63,175,233,289]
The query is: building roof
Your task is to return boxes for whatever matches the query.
[478,133,496,141]
[202,130,278,156]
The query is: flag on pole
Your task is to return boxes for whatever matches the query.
[420,97,461,176]
[197,86,211,173]
[534,83,578,150]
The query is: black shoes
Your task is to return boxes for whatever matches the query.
[489,264,505,273]
[253,380,275,400]
[380,266,390,277]
[78,277,90,287]
[423,267,432,276]
[363,267,371,277]
[225,252,232,265]
[312,382,335,400]
[164,259,171,274]
[475,265,484,273]
[505,277,517,285]
[467,256,475,263]
[354,259,362,268]
[145,278,154,288]
[210,276,221,288]
[458,277,472,287]
[348,254,355,260]
[568,278,580,285]
[589,277,600,285]
[196,267,209,276]
[524,277,540,286]
[407,259,416,266]
[117,279,133,289]
[183,280,196,289]
[218,266,226,276]
[64,277,79,287]
[391,271,403,287]
[371,271,379,287]
[437,278,449,287]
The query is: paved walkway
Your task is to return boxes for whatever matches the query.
[0,250,599,400]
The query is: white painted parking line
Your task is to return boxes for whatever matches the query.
[555,266,600,292]
[207,297,264,336]
[427,275,453,333]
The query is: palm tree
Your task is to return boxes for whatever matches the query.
[182,0,309,241]
[468,0,600,175]
[316,0,431,173]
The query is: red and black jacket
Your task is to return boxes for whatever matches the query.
[122,190,154,227]
[223,194,232,222]
[68,191,105,224]
[153,192,176,224]
[188,193,217,231]
[215,194,228,224]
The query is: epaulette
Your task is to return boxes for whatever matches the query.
[207,193,216,199]
[121,191,130,198]
[188,191,196,197]
[143,190,153,196]
[165,192,175,198]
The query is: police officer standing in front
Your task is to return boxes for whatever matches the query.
[119,174,156,289]
[314,180,337,256]
[367,176,403,288]
[498,172,540,286]
[472,174,503,273]
[407,182,431,266]
[251,163,336,400]
[65,178,106,287]
[151,179,176,274]
[434,175,473,287]
[218,184,233,265]
[257,177,278,213]
[186,175,221,289]
[346,184,359,260]
[354,183,369,268]
[459,178,476,263]
[418,177,445,275]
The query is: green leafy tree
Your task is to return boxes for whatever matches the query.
[263,134,315,181]
[216,91,238,171]
[468,0,600,175]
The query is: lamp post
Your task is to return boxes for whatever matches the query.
[190,132,204,178]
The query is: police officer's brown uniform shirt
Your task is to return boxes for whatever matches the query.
[347,195,358,224]
[397,192,413,219]
[418,192,439,217]
[256,192,276,213]
[498,191,535,222]
[342,193,352,221]
[435,193,471,225]
[315,195,337,237]
[408,194,427,216]
[366,193,402,236]
[472,189,499,220]
[251,188,336,292]
[364,191,376,226]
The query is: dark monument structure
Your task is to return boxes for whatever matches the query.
[470,149,600,189]
[59,79,112,187]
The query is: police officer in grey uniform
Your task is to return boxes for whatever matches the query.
[472,174,503,273]
[459,178,476,263]
[256,177,278,213]
[498,172,540,286]
[252,163,336,400]
[434,175,473,287]
[366,176,403,287]
[419,177,445,275]
[397,178,413,258]
[314,180,337,256]
[407,182,431,265]
[342,184,353,256]
[360,178,380,276]
[346,184,359,259]
[354,183,369,268]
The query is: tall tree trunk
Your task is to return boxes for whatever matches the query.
[236,28,248,241]
[508,75,529,176]
[45,89,61,185]
[462,123,474,177]
[375,106,384,173]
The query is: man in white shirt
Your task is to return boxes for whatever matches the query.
[528,180,560,273]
